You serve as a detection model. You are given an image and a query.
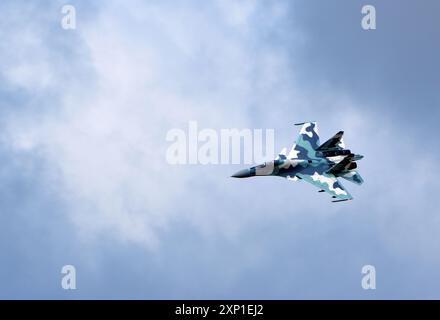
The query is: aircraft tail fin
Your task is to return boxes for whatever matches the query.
[317,131,344,151]
[327,154,355,175]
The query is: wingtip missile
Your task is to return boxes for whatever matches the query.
[294,121,316,126]
[332,199,352,203]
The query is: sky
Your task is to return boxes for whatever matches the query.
[0,0,439,299]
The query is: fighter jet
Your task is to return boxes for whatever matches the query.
[231,122,364,202]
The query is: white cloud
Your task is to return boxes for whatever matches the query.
[2,0,439,265]
[2,0,302,248]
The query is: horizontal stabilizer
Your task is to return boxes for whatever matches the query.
[340,171,364,185]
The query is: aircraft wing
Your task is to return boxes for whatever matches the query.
[288,122,320,159]
[296,164,353,202]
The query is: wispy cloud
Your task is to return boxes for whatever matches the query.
[2,0,303,248]
[1,0,439,298]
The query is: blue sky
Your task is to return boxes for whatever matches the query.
[0,0,439,299]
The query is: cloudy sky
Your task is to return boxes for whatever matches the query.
[0,0,439,299]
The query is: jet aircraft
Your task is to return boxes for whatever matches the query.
[231,122,364,202]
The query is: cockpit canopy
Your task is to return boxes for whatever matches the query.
[253,161,275,176]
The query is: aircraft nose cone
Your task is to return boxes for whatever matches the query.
[231,168,251,178]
